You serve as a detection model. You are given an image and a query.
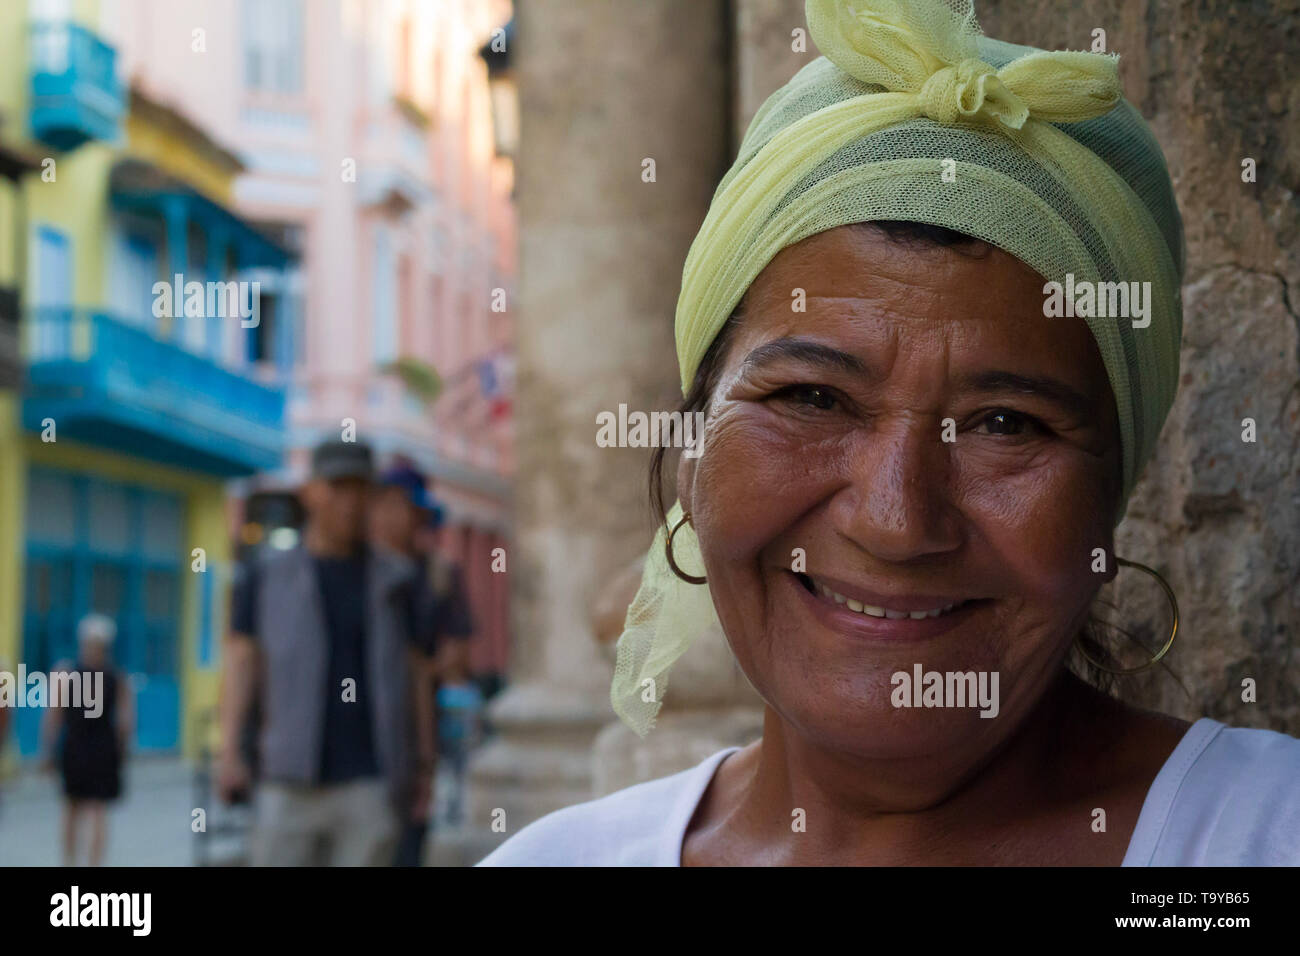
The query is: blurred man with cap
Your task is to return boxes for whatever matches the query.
[219,438,428,865]
[370,458,473,864]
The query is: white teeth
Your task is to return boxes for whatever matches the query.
[811,578,964,620]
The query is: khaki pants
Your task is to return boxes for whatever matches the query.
[251,778,400,866]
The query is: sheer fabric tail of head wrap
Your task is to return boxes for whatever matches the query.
[611,0,1187,737]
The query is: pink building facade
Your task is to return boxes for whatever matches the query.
[104,0,516,683]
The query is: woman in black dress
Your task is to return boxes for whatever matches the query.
[43,614,133,866]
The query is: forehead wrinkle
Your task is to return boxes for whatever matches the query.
[802,279,968,326]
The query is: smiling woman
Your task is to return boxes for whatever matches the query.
[480,0,1300,867]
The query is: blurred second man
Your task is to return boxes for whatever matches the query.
[218,439,430,866]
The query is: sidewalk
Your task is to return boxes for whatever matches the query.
[0,758,200,866]
[2,760,481,865]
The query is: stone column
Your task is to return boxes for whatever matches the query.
[589,0,821,796]
[461,0,734,857]
[733,0,818,148]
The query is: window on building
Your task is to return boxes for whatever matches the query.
[243,0,304,94]
[29,0,71,22]
[110,225,160,329]
[398,252,414,355]
[372,225,397,365]
[397,14,414,99]
[246,288,280,365]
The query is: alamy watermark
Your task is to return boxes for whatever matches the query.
[0,665,104,717]
[595,403,706,458]
[50,886,151,936]
[152,273,260,328]
[891,664,1000,718]
[1042,273,1151,328]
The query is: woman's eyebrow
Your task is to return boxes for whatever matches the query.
[958,370,1096,417]
[740,341,1095,415]
[740,337,868,376]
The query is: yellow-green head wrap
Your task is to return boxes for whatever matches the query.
[612,0,1186,736]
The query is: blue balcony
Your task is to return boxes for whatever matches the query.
[29,21,124,150]
[22,308,285,476]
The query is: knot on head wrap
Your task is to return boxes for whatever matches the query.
[610,0,1186,737]
[917,58,1027,128]
[807,0,1121,131]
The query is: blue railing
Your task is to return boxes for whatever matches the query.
[23,308,285,475]
[29,20,124,149]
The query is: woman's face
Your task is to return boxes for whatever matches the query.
[678,225,1121,764]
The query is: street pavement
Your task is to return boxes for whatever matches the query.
[1,759,477,866]
[0,757,222,866]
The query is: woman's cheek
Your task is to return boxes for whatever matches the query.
[960,449,1113,611]
[690,405,848,562]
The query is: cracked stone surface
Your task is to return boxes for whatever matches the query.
[974,0,1300,731]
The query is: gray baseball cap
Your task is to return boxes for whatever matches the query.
[310,440,374,481]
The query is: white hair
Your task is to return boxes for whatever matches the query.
[77,613,117,646]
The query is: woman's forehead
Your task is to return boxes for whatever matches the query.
[748,225,1038,308]
[733,228,1106,384]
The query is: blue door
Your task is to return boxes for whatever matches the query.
[135,490,184,750]
[16,553,75,755]
[20,468,183,755]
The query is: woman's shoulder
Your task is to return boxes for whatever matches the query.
[1130,717,1300,865]
[477,747,739,866]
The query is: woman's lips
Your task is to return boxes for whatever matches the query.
[786,570,986,642]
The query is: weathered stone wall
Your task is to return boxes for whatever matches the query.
[975,0,1300,732]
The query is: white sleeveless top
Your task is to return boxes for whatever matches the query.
[479,718,1300,866]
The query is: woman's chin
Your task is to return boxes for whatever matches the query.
[740,572,1021,758]
[776,692,1009,762]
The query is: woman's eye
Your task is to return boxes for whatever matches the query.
[776,385,839,411]
[977,409,1040,436]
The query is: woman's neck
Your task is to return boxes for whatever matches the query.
[685,672,1153,865]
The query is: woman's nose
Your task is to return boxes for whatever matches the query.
[831,420,962,563]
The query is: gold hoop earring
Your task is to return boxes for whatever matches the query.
[665,512,707,585]
[1075,557,1179,675]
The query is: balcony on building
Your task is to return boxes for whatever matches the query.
[28,19,125,150]
[22,161,294,477]
[358,95,435,216]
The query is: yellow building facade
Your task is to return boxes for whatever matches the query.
[0,1,290,768]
